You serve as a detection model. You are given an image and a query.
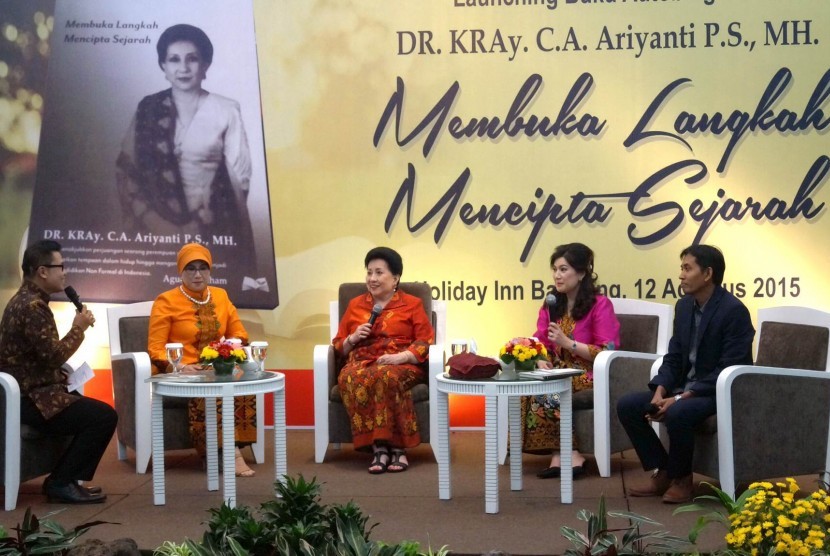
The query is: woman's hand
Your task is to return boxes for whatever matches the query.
[376,351,415,365]
[173,363,207,374]
[547,322,571,348]
[536,359,554,370]
[348,323,373,346]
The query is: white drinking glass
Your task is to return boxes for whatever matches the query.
[250,341,268,372]
[165,342,184,373]
[450,339,469,357]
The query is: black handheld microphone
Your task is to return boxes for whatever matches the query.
[64,286,93,327]
[545,294,557,321]
[368,303,382,326]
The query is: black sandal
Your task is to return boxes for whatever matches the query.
[368,449,389,474]
[388,449,409,473]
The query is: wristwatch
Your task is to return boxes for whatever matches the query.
[674,394,683,402]
[571,341,577,351]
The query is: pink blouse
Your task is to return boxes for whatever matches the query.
[533,295,621,378]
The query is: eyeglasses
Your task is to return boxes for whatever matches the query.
[41,264,64,271]
[183,265,210,275]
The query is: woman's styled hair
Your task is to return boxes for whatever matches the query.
[364,246,403,277]
[156,24,214,69]
[549,242,599,321]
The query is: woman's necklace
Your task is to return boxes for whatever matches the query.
[179,285,211,306]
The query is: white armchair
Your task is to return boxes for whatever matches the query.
[106,301,265,473]
[1,362,84,510]
[588,298,672,477]
[313,282,446,463]
[498,297,672,473]
[650,305,830,497]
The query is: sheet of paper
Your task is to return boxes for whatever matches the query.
[66,361,95,392]
[519,369,584,381]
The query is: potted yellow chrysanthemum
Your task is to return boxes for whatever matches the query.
[499,337,548,371]
[199,340,247,375]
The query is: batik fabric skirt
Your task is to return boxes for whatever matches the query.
[188,396,257,456]
[338,362,425,450]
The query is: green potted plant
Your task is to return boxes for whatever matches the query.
[560,494,690,555]
[0,507,112,555]
[167,474,448,555]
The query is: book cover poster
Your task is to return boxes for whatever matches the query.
[29,0,277,308]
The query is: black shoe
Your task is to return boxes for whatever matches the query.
[46,482,106,504]
[537,465,560,479]
[42,478,102,496]
[82,484,103,495]
[537,465,585,479]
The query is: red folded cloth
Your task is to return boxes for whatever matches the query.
[446,353,500,380]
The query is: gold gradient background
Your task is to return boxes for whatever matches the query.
[254,0,830,368]
[3,1,827,378]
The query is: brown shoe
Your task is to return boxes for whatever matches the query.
[628,469,671,497]
[662,474,694,504]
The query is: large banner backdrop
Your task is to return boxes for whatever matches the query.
[8,0,829,374]
[255,0,830,369]
[29,0,278,309]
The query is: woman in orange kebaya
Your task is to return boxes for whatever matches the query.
[333,247,434,474]
[147,242,256,477]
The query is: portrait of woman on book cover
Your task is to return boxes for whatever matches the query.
[116,23,256,270]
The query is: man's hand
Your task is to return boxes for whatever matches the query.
[72,305,95,331]
[646,387,669,422]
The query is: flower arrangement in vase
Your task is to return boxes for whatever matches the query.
[200,340,247,375]
[499,337,548,371]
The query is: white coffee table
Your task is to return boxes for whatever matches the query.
[434,374,573,513]
[148,369,286,507]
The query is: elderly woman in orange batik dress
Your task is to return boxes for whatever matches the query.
[333,247,434,474]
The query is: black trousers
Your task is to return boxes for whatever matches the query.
[21,394,117,483]
[617,390,716,479]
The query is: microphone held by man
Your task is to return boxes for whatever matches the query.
[64,286,95,328]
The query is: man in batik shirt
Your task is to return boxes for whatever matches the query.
[0,240,116,504]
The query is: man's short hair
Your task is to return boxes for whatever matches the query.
[22,240,62,279]
[680,244,725,286]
